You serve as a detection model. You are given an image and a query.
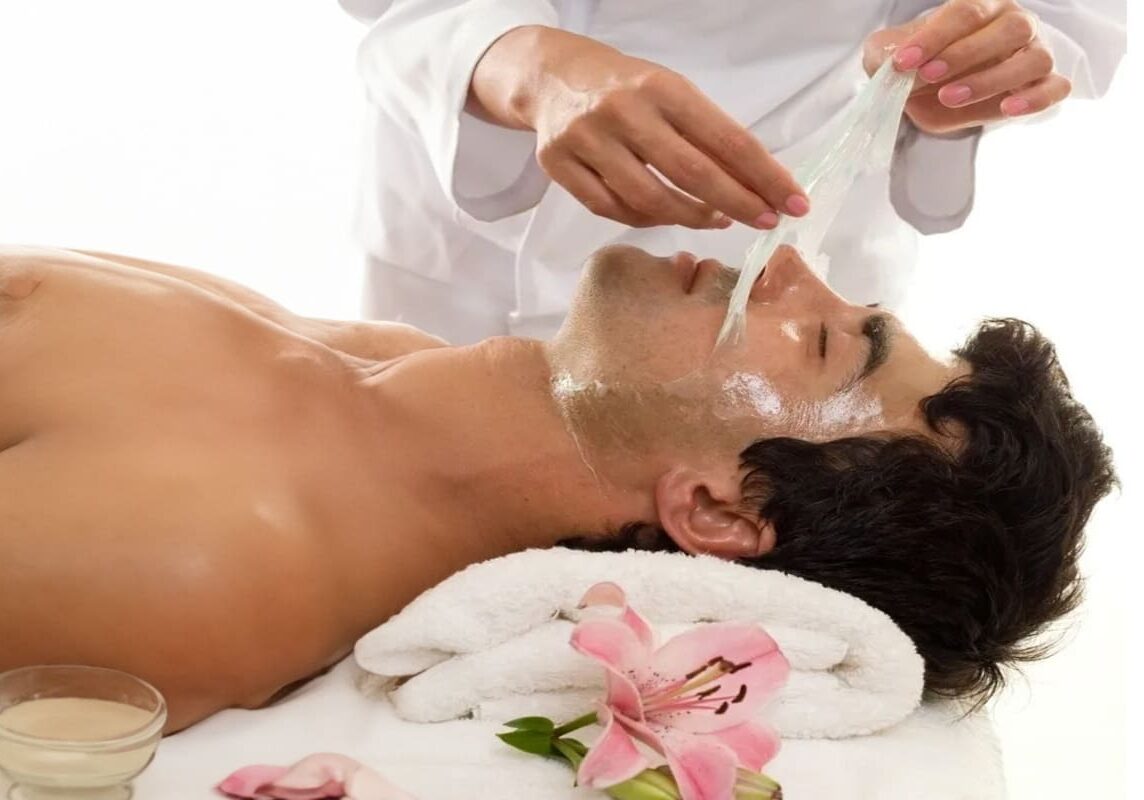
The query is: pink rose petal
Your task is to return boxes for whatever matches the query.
[218,765,291,797]
[217,754,416,800]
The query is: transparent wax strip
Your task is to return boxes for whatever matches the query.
[716,58,915,348]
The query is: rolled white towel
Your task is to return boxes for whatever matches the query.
[355,548,924,738]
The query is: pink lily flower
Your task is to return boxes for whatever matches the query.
[217,753,417,800]
[570,582,788,800]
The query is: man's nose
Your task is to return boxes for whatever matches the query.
[748,245,833,304]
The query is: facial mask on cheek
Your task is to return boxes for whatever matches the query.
[661,362,886,441]
[550,360,887,482]
[716,58,915,350]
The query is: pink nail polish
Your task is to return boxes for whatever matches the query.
[785,195,810,216]
[894,45,924,70]
[755,211,779,228]
[919,59,948,82]
[941,84,972,106]
[1001,97,1030,115]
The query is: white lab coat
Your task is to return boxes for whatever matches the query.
[339,0,1125,343]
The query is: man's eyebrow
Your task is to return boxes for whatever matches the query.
[837,313,892,392]
[857,314,891,383]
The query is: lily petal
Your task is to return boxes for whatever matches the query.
[647,624,788,732]
[578,705,651,789]
[618,606,656,654]
[578,582,628,609]
[659,733,739,800]
[602,670,645,722]
[579,582,657,652]
[571,617,651,719]
[613,708,669,756]
[649,624,783,683]
[707,722,780,772]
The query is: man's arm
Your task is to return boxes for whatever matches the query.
[72,250,446,361]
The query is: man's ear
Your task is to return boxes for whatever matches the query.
[654,467,775,560]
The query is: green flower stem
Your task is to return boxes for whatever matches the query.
[552,711,598,737]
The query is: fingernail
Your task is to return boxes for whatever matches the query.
[754,211,779,229]
[918,59,948,82]
[940,84,972,106]
[1001,97,1030,116]
[894,45,924,70]
[785,195,810,216]
[712,213,733,228]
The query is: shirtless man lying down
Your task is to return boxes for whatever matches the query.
[0,245,1113,732]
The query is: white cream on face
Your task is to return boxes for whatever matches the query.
[705,366,886,439]
[779,320,801,343]
[794,386,885,438]
[717,372,784,419]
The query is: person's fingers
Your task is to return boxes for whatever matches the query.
[999,72,1072,116]
[893,0,1011,71]
[666,105,807,220]
[909,56,1003,99]
[651,73,809,220]
[628,126,782,228]
[545,157,660,227]
[906,70,1069,131]
[935,42,1053,107]
[581,140,730,229]
[917,9,1038,84]
[904,93,1008,133]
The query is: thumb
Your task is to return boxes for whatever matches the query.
[863,18,927,76]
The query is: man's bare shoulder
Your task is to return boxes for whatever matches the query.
[2,245,451,362]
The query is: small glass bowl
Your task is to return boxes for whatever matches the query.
[0,665,166,800]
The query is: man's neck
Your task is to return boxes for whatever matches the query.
[360,337,655,574]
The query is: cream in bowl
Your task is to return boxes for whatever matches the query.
[0,665,166,799]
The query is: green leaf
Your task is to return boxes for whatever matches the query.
[496,728,554,756]
[500,716,556,733]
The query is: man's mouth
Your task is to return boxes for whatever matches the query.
[695,258,742,298]
[670,252,748,298]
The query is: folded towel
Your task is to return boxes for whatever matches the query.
[130,658,1004,800]
[354,548,925,738]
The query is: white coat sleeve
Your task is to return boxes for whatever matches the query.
[884,0,1127,234]
[340,0,559,222]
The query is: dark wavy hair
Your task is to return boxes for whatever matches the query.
[562,319,1116,703]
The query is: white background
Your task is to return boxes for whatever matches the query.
[0,3,1137,798]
